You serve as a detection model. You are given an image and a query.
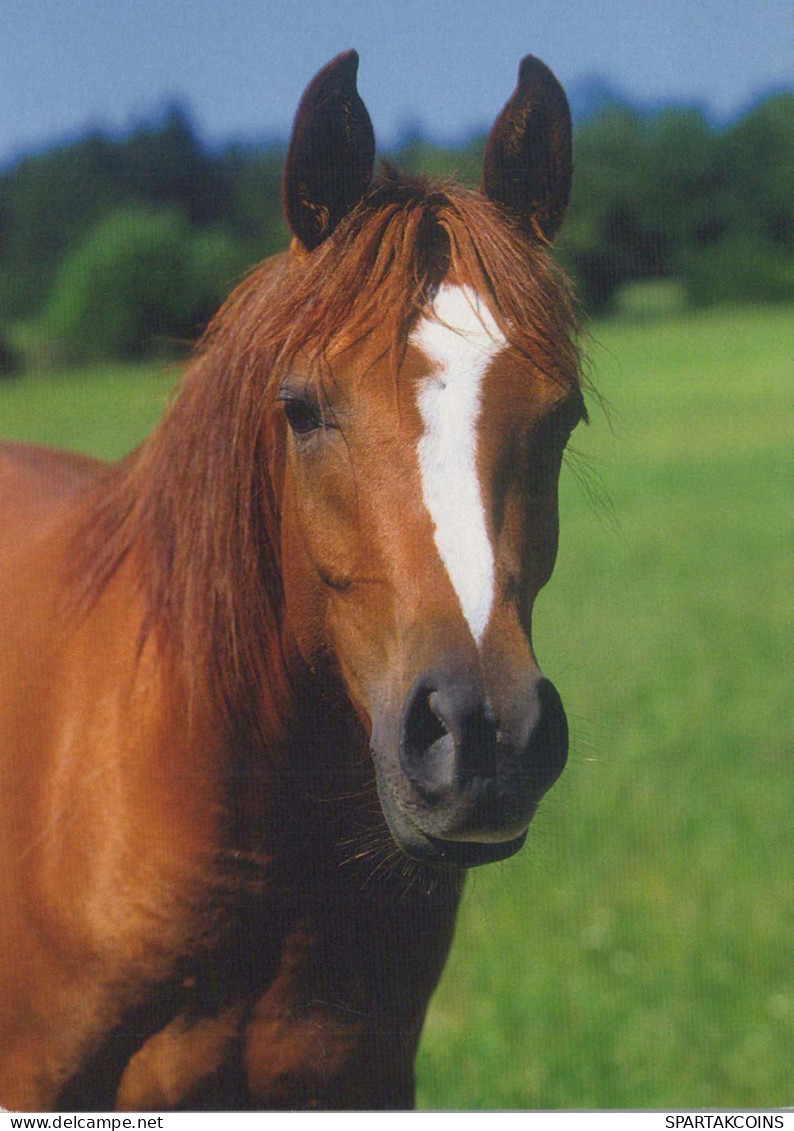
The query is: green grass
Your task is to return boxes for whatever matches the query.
[1,306,791,1109]
[0,359,173,459]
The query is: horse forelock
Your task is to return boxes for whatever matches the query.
[75,170,583,748]
[261,172,582,385]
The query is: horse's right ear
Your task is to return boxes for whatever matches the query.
[482,55,572,244]
[282,51,375,252]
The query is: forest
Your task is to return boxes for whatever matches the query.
[0,87,791,371]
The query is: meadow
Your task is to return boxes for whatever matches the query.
[1,305,791,1109]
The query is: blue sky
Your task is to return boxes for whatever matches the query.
[2,0,791,164]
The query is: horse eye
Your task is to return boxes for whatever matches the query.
[282,396,322,436]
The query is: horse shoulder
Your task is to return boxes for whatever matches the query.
[0,447,227,1108]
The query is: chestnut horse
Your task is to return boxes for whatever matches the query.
[0,51,584,1110]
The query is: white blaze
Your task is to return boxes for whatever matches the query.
[411,284,504,645]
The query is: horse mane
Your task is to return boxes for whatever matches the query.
[76,168,583,749]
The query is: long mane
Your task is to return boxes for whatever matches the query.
[77,170,583,747]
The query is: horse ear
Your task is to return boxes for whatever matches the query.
[282,50,375,251]
[482,55,572,244]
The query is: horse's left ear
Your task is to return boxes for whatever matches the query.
[282,50,375,251]
[482,55,572,244]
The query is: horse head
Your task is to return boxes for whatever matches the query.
[274,51,582,868]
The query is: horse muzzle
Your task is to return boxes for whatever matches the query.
[370,667,568,868]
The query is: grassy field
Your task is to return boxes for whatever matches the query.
[1,305,791,1109]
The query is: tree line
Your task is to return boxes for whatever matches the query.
[0,90,791,370]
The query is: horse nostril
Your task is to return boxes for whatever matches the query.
[401,686,455,801]
[411,691,449,752]
[527,677,568,792]
[401,679,502,802]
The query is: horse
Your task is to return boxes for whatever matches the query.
[0,50,584,1110]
